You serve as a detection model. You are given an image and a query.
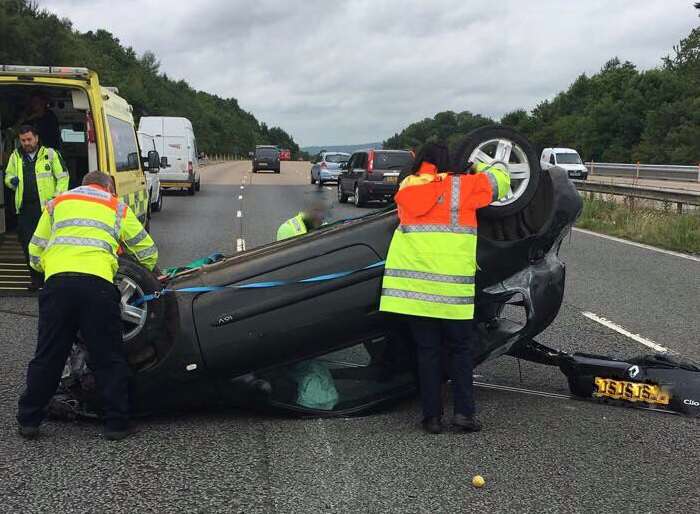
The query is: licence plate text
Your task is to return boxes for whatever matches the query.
[593,377,670,405]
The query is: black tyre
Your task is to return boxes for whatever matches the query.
[275,169,281,174]
[338,182,348,203]
[354,183,366,207]
[188,181,195,196]
[152,190,163,212]
[311,173,316,184]
[195,180,201,192]
[452,125,541,219]
[116,258,169,369]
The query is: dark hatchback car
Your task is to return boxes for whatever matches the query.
[338,149,414,207]
[252,146,280,173]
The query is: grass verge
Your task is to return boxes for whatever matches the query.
[576,197,700,255]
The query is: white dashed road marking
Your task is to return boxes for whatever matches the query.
[581,311,671,353]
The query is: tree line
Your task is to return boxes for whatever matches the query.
[0,0,300,156]
[385,25,700,165]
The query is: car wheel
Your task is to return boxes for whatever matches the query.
[354,184,366,207]
[275,169,281,174]
[116,258,169,369]
[195,180,201,192]
[338,182,348,203]
[317,178,324,187]
[452,125,541,219]
[188,181,195,196]
[152,190,163,212]
[311,174,316,184]
[252,168,257,174]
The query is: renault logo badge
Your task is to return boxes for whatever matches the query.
[628,365,640,379]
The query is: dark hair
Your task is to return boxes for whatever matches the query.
[82,171,114,190]
[18,125,39,137]
[410,142,450,174]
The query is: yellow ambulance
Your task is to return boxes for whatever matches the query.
[0,65,152,237]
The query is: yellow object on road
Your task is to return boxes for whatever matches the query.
[472,475,485,488]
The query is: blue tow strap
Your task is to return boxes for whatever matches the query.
[133,260,385,306]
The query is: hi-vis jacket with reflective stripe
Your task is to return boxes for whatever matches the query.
[379,161,510,320]
[28,184,158,283]
[276,212,308,241]
[4,146,69,213]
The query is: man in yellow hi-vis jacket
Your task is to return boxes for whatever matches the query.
[4,125,68,289]
[17,171,158,442]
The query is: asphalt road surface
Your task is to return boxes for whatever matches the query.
[0,160,698,513]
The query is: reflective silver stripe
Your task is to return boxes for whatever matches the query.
[381,288,474,305]
[48,236,113,253]
[290,217,304,234]
[114,202,127,236]
[55,172,69,180]
[450,175,460,226]
[30,255,41,266]
[73,186,113,199]
[54,218,118,240]
[36,172,53,179]
[30,235,48,248]
[135,245,157,260]
[47,201,55,225]
[384,268,474,284]
[47,148,54,161]
[400,224,477,235]
[485,171,500,202]
[124,228,148,246]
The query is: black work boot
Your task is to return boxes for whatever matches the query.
[421,416,443,434]
[104,425,139,441]
[18,425,40,440]
[452,414,482,432]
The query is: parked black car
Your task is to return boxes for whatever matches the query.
[337,149,414,206]
[252,145,280,173]
[51,126,700,420]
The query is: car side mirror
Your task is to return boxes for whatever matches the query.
[147,150,160,172]
[160,156,169,168]
[339,162,349,170]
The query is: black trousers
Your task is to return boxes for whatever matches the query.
[408,316,476,419]
[16,205,43,286]
[17,274,130,431]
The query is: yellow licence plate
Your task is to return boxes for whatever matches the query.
[593,377,670,405]
[385,176,398,184]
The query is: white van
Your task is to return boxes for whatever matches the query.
[540,148,588,180]
[138,116,201,195]
[137,131,163,213]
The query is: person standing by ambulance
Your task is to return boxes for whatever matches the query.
[16,171,158,441]
[379,142,510,434]
[4,124,68,290]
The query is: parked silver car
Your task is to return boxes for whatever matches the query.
[310,152,351,186]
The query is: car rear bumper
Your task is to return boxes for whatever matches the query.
[362,181,399,199]
[319,170,341,181]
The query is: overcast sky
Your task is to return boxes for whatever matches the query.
[42,0,698,146]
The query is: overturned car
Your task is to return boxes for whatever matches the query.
[54,127,700,419]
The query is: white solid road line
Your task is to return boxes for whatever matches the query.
[573,228,700,263]
[236,238,246,252]
[581,311,671,353]
[236,210,242,218]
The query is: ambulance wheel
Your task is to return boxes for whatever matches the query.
[452,125,541,219]
[195,179,201,192]
[188,182,195,196]
[116,258,170,369]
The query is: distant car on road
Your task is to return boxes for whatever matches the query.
[253,145,280,173]
[541,148,588,180]
[310,152,350,186]
[279,149,291,161]
[137,131,164,213]
[337,149,414,207]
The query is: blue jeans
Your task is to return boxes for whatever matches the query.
[409,317,476,419]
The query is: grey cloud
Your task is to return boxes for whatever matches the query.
[41,0,699,145]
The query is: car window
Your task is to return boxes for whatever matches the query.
[256,148,278,159]
[107,115,140,171]
[356,153,367,170]
[549,154,556,165]
[324,154,349,163]
[555,153,582,165]
[373,151,413,170]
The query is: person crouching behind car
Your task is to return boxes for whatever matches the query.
[379,142,510,434]
[16,171,158,442]
[276,193,329,241]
